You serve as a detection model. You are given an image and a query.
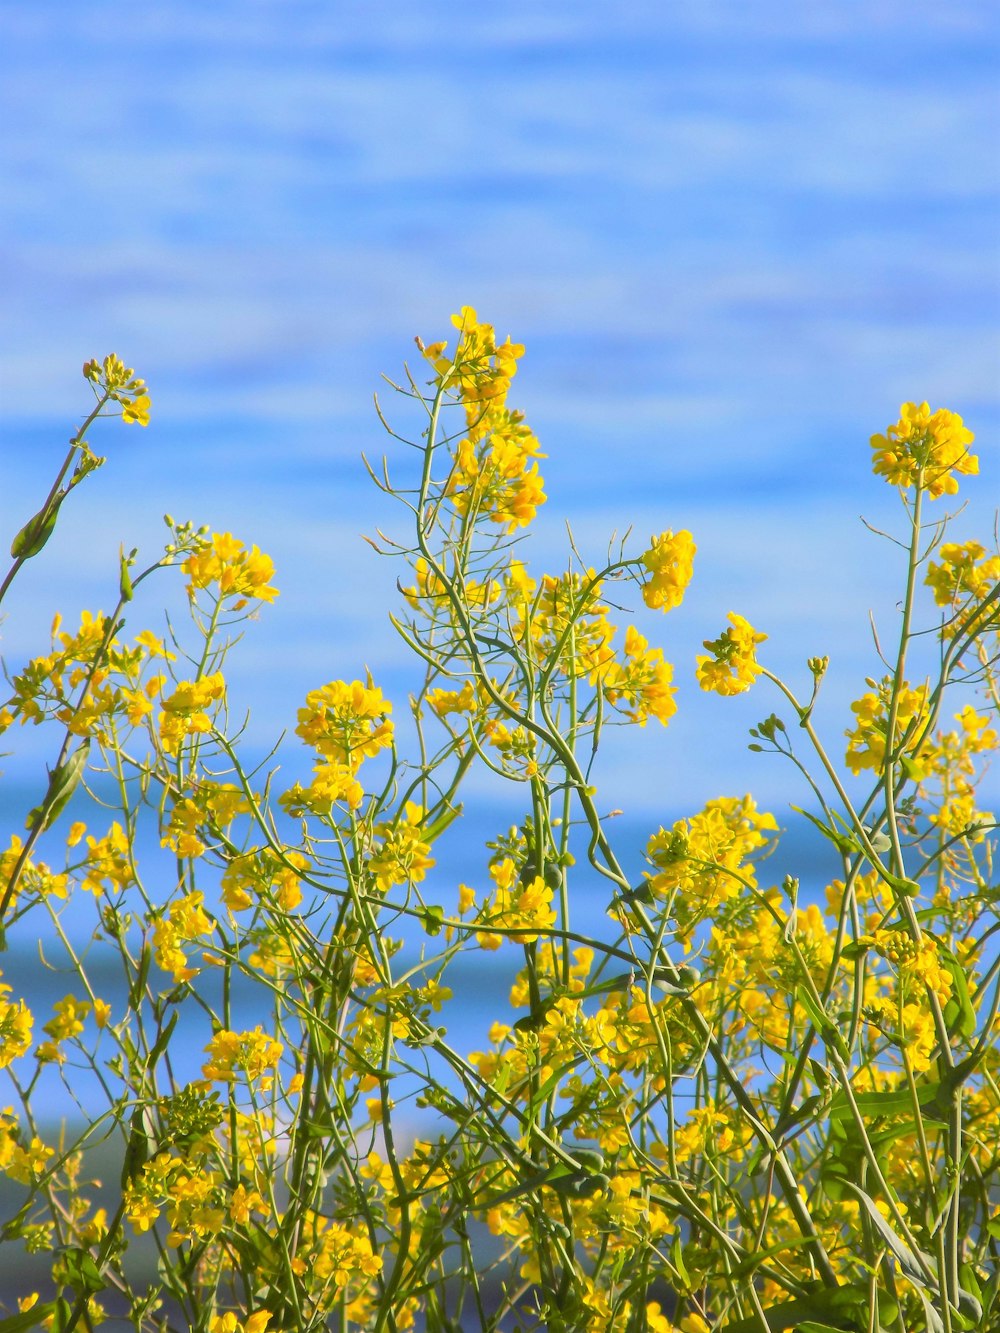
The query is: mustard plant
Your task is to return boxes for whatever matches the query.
[0,315,998,1333]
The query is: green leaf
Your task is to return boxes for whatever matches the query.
[60,1245,104,1294]
[828,1083,942,1122]
[418,904,444,936]
[25,742,90,833]
[796,986,849,1058]
[421,801,463,842]
[790,806,859,857]
[840,1181,934,1290]
[720,1285,866,1332]
[0,1304,63,1333]
[119,543,134,602]
[939,945,977,1039]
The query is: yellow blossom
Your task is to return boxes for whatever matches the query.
[182,532,278,607]
[602,624,677,726]
[845,677,930,777]
[871,401,977,499]
[159,673,226,754]
[0,981,33,1068]
[640,529,696,612]
[295,678,393,771]
[202,1027,284,1090]
[368,802,435,892]
[696,613,767,695]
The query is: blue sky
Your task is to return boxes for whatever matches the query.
[2,0,999,820]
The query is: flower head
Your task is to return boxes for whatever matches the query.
[871,402,977,499]
[640,530,695,612]
[695,613,766,696]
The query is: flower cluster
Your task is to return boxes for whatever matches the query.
[423,307,546,531]
[845,677,930,778]
[602,624,677,726]
[368,803,436,892]
[83,352,151,426]
[695,612,767,695]
[516,568,615,680]
[182,531,279,609]
[202,1027,284,1090]
[925,538,1000,639]
[474,857,557,948]
[221,846,309,914]
[294,678,393,771]
[642,796,778,933]
[871,400,977,499]
[0,978,33,1069]
[151,890,214,983]
[640,529,696,612]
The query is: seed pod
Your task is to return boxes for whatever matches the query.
[10,497,63,560]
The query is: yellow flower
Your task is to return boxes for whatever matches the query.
[845,677,930,777]
[926,540,1000,606]
[159,673,226,754]
[152,891,214,983]
[368,803,435,892]
[475,858,556,945]
[296,678,393,771]
[121,393,151,426]
[426,681,476,718]
[0,983,33,1068]
[182,532,278,607]
[602,624,677,726]
[695,612,767,695]
[43,994,91,1044]
[871,401,977,499]
[640,529,696,612]
[202,1027,284,1089]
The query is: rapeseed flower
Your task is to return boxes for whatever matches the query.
[640,529,695,612]
[368,803,435,892]
[845,677,930,777]
[0,983,33,1068]
[159,673,226,754]
[295,678,393,771]
[871,401,977,499]
[695,613,767,695]
[202,1026,283,1090]
[183,531,278,608]
[602,624,677,726]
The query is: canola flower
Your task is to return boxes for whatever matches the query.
[695,612,767,695]
[182,531,279,608]
[640,529,696,612]
[0,979,33,1069]
[83,352,151,426]
[295,677,393,772]
[421,306,547,532]
[871,400,977,499]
